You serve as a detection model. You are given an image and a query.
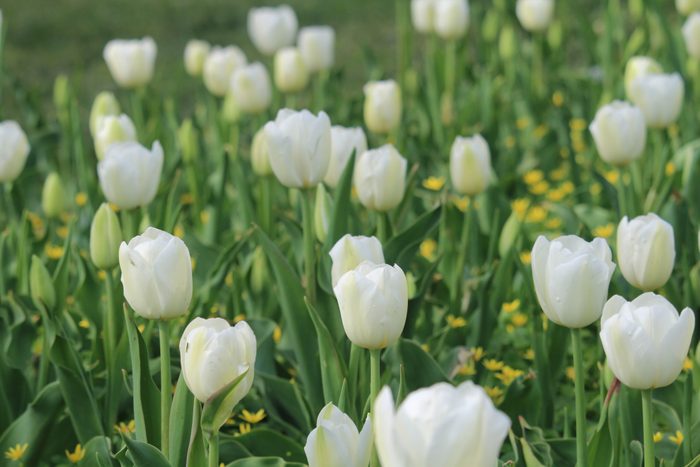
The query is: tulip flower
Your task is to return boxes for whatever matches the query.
[184,39,211,77]
[230,62,272,114]
[516,0,554,32]
[589,101,646,166]
[677,0,700,15]
[325,126,367,188]
[329,234,385,287]
[374,382,511,467]
[119,227,193,320]
[247,5,298,56]
[334,261,408,349]
[449,134,493,196]
[363,80,402,135]
[41,173,66,219]
[30,255,56,311]
[0,120,30,184]
[251,127,273,177]
[94,114,137,160]
[683,13,700,59]
[90,203,123,270]
[89,92,120,137]
[617,214,675,291]
[305,404,372,467]
[298,26,335,73]
[354,145,407,212]
[624,56,662,100]
[203,46,247,97]
[98,141,163,210]
[103,37,157,88]
[628,73,684,128]
[434,0,469,40]
[264,109,331,189]
[411,0,436,34]
[273,47,309,94]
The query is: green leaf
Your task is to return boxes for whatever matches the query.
[305,298,347,405]
[384,205,442,269]
[256,372,312,436]
[325,151,356,245]
[122,435,171,467]
[201,370,249,436]
[80,436,117,467]
[397,338,449,391]
[223,429,306,463]
[225,457,306,467]
[169,372,194,467]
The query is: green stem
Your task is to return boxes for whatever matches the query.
[130,88,146,141]
[376,212,390,243]
[301,188,317,305]
[451,200,472,312]
[260,176,272,233]
[425,35,443,148]
[571,328,588,467]
[159,320,171,458]
[37,304,51,391]
[683,372,693,463]
[3,183,17,225]
[104,270,119,430]
[642,389,654,467]
[120,209,136,241]
[369,349,381,467]
[313,71,328,112]
[208,432,219,467]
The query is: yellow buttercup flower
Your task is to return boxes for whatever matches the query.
[497,366,524,385]
[273,325,282,344]
[545,218,562,230]
[45,244,65,260]
[560,181,575,195]
[523,348,535,360]
[57,226,69,239]
[683,357,693,372]
[550,165,568,181]
[456,361,476,376]
[589,183,602,197]
[546,188,566,202]
[592,223,615,239]
[420,239,438,261]
[525,206,547,223]
[569,118,587,131]
[485,385,505,405]
[529,181,550,195]
[653,432,663,443]
[4,443,28,461]
[516,117,531,129]
[552,91,564,107]
[239,423,252,435]
[520,251,532,265]
[604,170,619,185]
[471,347,485,362]
[200,211,211,224]
[566,366,575,381]
[512,313,528,327]
[78,319,90,329]
[240,409,267,424]
[502,299,520,313]
[422,176,445,191]
[75,192,88,207]
[173,225,185,239]
[511,198,530,220]
[446,314,467,328]
[670,431,684,446]
[225,272,234,286]
[523,170,544,185]
[114,420,136,434]
[533,124,548,139]
[452,196,470,212]
[483,359,505,372]
[180,193,194,205]
[66,444,85,463]
[665,162,676,176]
[234,313,246,323]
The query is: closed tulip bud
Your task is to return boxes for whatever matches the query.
[329,234,385,287]
[41,172,66,218]
[629,73,684,128]
[89,92,121,137]
[264,109,331,188]
[363,80,402,135]
[498,25,517,60]
[411,0,436,33]
[98,141,163,210]
[531,235,616,328]
[247,5,298,56]
[178,119,198,165]
[354,145,407,212]
[298,26,335,73]
[30,255,56,311]
[449,134,493,196]
[617,214,675,291]
[314,184,331,243]
[516,0,554,32]
[589,101,646,166]
[94,114,137,161]
[103,37,157,89]
[334,261,407,349]
[374,382,511,467]
[251,127,272,177]
[325,126,367,188]
[274,47,309,93]
[184,39,210,77]
[683,14,700,59]
[179,318,256,430]
[435,0,469,40]
[305,404,372,467]
[53,74,70,117]
[230,62,272,115]
[0,121,30,184]
[221,91,241,124]
[90,203,123,270]
[547,19,563,49]
[600,293,694,389]
[119,227,193,320]
[624,56,662,100]
[203,46,247,97]
[677,0,700,15]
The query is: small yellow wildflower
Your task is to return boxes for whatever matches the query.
[5,444,29,461]
[497,366,524,385]
[534,125,548,139]
[512,313,528,327]
[523,170,544,185]
[525,206,547,223]
[592,224,615,239]
[520,251,532,265]
[670,431,684,445]
[66,296,76,306]
[180,193,194,205]
[471,347,485,362]
[191,258,197,271]
[483,359,505,372]
[546,188,566,202]
[75,192,88,207]
[446,314,467,328]
[541,313,549,331]
[273,325,282,344]
[485,386,505,404]
[529,181,550,195]
[420,239,438,261]
[560,181,575,195]
[566,366,576,381]
[569,118,587,131]
[604,170,619,185]
[506,324,515,334]
[421,343,431,353]
[511,198,530,220]
[516,117,531,129]
[240,409,267,424]
[422,176,445,191]
[114,420,136,434]
[97,270,107,281]
[589,183,602,197]
[550,165,568,181]
[545,218,562,230]
[502,299,521,313]
[452,196,470,212]
[683,357,693,372]
[523,348,535,360]
[239,423,252,435]
[173,225,185,239]
[66,444,85,463]
[456,362,476,376]
[109,203,120,212]
[57,226,69,239]
[653,432,663,443]
[234,313,246,323]
[45,244,64,260]
[78,319,90,329]
[137,324,146,333]
[552,91,564,107]
[665,162,676,176]
[225,272,234,286]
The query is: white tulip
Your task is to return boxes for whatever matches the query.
[589,101,647,166]
[329,234,385,287]
[264,109,331,189]
[248,5,298,56]
[516,0,554,32]
[304,404,372,467]
[334,261,408,349]
[251,127,272,177]
[677,0,700,15]
[411,0,436,33]
[600,293,694,389]
[325,126,368,188]
[103,37,157,88]
[683,13,700,59]
[449,134,493,196]
[617,214,675,291]
[89,92,120,137]
[363,80,402,134]
[531,235,616,328]
[184,39,211,77]
[354,145,407,212]
[119,227,193,320]
[435,0,469,40]
[298,26,335,73]
[374,382,511,467]
[624,56,662,100]
[0,120,30,183]
[98,141,163,210]
[203,46,247,97]
[274,47,309,93]
[230,62,272,115]
[628,73,684,128]
[94,114,137,161]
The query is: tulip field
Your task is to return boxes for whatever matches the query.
[4,0,700,466]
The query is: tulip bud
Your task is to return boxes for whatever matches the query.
[334,261,408,349]
[628,73,684,128]
[449,134,493,196]
[616,214,675,291]
[374,382,511,467]
[94,114,137,161]
[178,119,199,165]
[179,318,256,431]
[683,14,700,59]
[251,127,272,177]
[516,0,554,32]
[589,101,646,166]
[677,0,700,15]
[298,26,335,73]
[203,46,248,97]
[0,120,30,184]
[53,74,70,118]
[90,203,123,270]
[274,47,309,94]
[690,262,700,304]
[89,92,121,137]
[103,37,157,89]
[354,145,407,212]
[264,109,331,188]
[221,91,241,124]
[314,184,331,243]
[531,235,616,328]
[41,172,66,218]
[363,80,402,134]
[30,255,56,311]
[411,0,436,33]
[624,56,662,100]
[230,62,272,115]
[325,126,367,188]
[547,19,563,50]
[119,227,193,320]
[98,141,164,210]
[434,0,469,40]
[329,234,385,287]
[247,5,298,56]
[251,245,269,294]
[304,404,372,467]
[498,25,517,60]
[184,39,211,77]
[600,293,694,389]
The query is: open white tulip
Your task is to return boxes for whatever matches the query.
[103,37,157,88]
[624,56,662,100]
[325,126,367,188]
[411,0,436,33]
[617,214,675,291]
[230,62,272,115]
[251,127,272,177]
[94,114,137,161]
[184,39,211,77]
[298,26,335,73]
[89,92,120,137]
[363,80,402,134]
[304,404,372,467]
[628,73,684,128]
[329,234,385,287]
[435,0,469,40]
[248,5,298,56]
[516,0,554,32]
[677,0,700,15]
[683,13,700,59]
[449,134,493,196]
[98,141,163,210]
[0,120,30,183]
[589,101,646,166]
[274,47,309,93]
[354,144,407,212]
[203,46,247,97]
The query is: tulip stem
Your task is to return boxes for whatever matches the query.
[369,348,381,467]
[301,188,317,305]
[104,269,119,430]
[425,35,443,148]
[208,432,219,467]
[376,212,390,243]
[159,320,171,459]
[260,175,272,233]
[451,199,472,313]
[130,88,146,141]
[641,389,655,467]
[571,328,588,467]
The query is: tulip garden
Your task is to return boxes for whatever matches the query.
[3,0,700,466]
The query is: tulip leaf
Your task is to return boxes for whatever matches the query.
[221,429,306,463]
[186,400,207,467]
[255,372,312,436]
[201,370,249,436]
[122,435,172,467]
[169,372,194,467]
[384,205,441,269]
[224,457,306,467]
[397,338,449,391]
[81,435,117,467]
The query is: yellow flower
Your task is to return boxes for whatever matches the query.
[604,170,619,185]
[239,423,252,435]
[471,347,485,362]
[550,165,568,181]
[516,117,531,130]
[98,270,107,281]
[173,225,185,239]
[75,192,88,207]
[569,118,587,131]
[502,299,521,313]
[273,325,282,344]
[191,258,197,271]
[512,313,528,327]
[511,198,530,220]
[484,385,505,404]
[523,348,535,360]
[4,444,28,461]
[109,203,120,212]
[200,211,211,224]
[66,444,85,463]
[456,361,476,376]
[505,135,516,149]
[27,212,46,239]
[529,181,550,195]
[446,314,467,328]
[66,295,76,305]
[45,244,64,260]
[422,176,445,191]
[78,319,90,329]
[592,223,615,239]
[421,343,430,353]
[541,313,549,331]
[534,125,548,139]
[180,193,194,205]
[683,357,693,372]
[452,196,470,212]
[240,409,267,424]
[523,170,544,185]
[137,324,146,333]
[525,206,547,223]
[545,218,562,230]
[497,366,524,385]
[225,272,234,286]
[234,313,246,323]
[665,162,676,176]
[546,188,566,202]
[483,359,505,372]
[520,251,532,265]
[589,183,602,197]
[506,324,515,334]
[566,366,576,381]
[670,430,684,446]
[552,91,564,107]
[653,432,663,443]
[420,239,438,261]
[114,420,136,434]
[57,226,69,239]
